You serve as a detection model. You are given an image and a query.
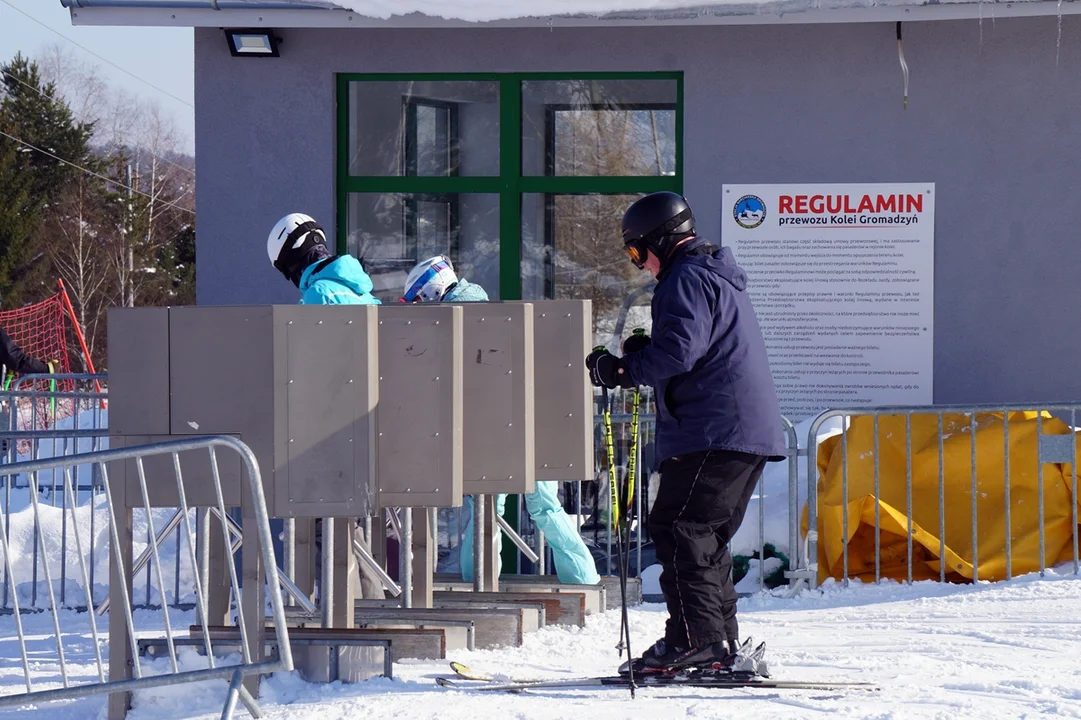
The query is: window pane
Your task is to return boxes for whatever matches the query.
[347,81,500,176]
[521,79,677,177]
[521,193,653,342]
[347,192,500,303]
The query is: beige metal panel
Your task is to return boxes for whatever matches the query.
[167,305,275,510]
[376,305,463,508]
[167,305,275,438]
[107,307,170,436]
[530,300,593,482]
[279,305,378,518]
[458,303,535,496]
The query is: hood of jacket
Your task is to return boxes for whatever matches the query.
[299,255,375,297]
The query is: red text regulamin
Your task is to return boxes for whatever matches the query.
[778,194,923,214]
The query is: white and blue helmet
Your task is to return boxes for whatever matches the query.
[401,255,458,303]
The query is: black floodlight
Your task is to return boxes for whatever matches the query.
[224,29,281,58]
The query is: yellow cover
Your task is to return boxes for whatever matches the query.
[804,411,1081,583]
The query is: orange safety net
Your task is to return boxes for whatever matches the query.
[0,290,78,434]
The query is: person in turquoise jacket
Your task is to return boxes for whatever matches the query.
[401,256,600,586]
[267,212,380,305]
[267,212,383,600]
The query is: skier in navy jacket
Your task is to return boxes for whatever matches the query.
[585,192,786,676]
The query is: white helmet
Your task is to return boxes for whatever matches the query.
[267,212,327,266]
[401,255,458,303]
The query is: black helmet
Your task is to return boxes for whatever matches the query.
[621,191,696,268]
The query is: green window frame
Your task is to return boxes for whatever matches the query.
[335,71,684,302]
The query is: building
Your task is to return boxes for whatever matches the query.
[63,0,1081,407]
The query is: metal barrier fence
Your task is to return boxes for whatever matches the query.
[0,435,292,719]
[805,404,1081,589]
[1,376,111,612]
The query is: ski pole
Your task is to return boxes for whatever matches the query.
[598,378,635,698]
[616,383,640,657]
[615,328,645,660]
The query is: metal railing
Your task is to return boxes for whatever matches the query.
[804,404,1081,589]
[0,435,293,719]
[1,379,110,611]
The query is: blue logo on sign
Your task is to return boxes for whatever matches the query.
[734,195,766,229]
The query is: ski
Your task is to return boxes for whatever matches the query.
[448,639,769,686]
[436,672,878,693]
[447,661,546,685]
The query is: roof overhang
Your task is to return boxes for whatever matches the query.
[61,0,1081,28]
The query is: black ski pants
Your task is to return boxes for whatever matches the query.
[648,448,767,651]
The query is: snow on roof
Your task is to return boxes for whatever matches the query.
[325,0,1052,23]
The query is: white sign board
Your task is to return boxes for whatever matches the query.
[722,183,935,420]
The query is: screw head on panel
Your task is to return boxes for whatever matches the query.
[318,320,323,325]
[348,320,353,325]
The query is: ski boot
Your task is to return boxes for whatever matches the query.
[618,638,731,677]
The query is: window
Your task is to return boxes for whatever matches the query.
[337,73,682,322]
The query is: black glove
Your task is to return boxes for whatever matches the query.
[585,348,634,390]
[622,330,651,355]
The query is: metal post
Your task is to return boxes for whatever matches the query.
[472,495,484,592]
[400,508,413,608]
[321,517,334,627]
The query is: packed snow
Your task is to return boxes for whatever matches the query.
[1,571,1079,718]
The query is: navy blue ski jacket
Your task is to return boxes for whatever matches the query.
[620,237,787,469]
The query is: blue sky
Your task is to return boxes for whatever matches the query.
[0,0,195,154]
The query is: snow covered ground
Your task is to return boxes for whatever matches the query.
[2,570,1079,719]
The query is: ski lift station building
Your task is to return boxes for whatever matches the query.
[64,0,1081,414]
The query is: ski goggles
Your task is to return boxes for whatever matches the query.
[624,238,647,269]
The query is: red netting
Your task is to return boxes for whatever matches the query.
[0,289,78,435]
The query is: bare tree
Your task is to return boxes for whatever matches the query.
[34,43,111,142]
[108,99,194,308]
[41,174,115,369]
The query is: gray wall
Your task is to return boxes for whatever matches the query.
[195,17,1081,403]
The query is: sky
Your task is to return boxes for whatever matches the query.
[0,0,195,154]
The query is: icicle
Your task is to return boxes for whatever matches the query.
[1057,0,1063,67]
[897,21,909,110]
[978,0,984,53]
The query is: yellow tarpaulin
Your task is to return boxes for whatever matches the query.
[804,411,1081,584]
